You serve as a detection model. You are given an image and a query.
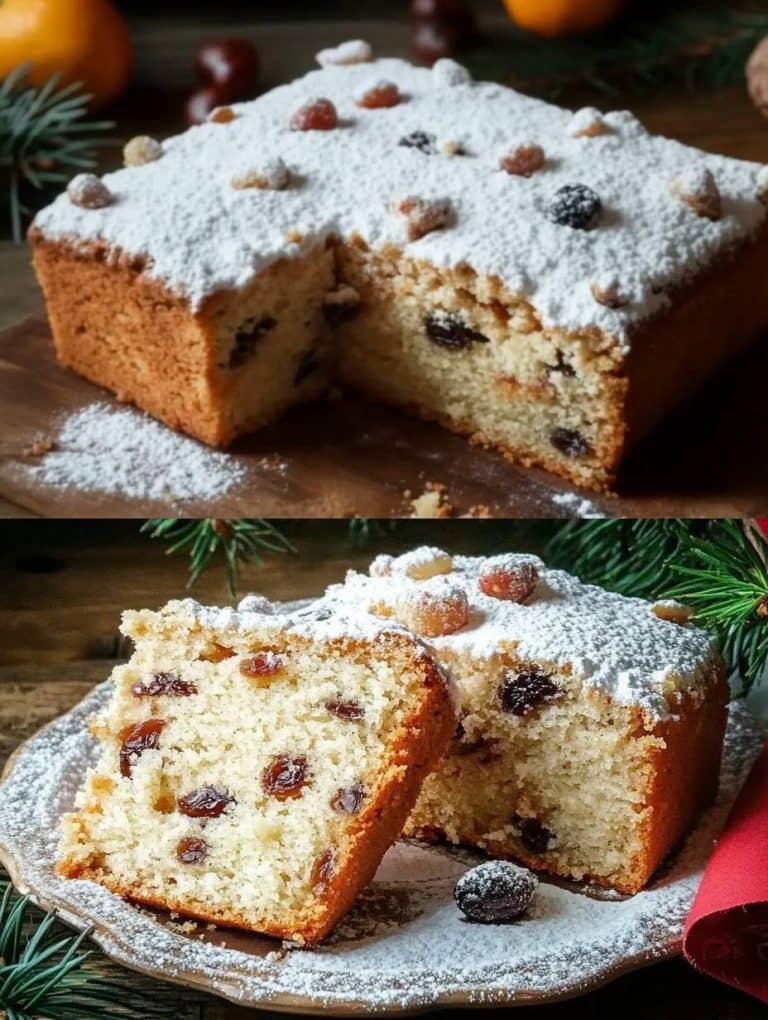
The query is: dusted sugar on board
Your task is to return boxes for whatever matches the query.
[57,596,456,944]
[324,546,729,893]
[31,44,768,488]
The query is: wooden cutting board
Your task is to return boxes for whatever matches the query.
[1,314,766,518]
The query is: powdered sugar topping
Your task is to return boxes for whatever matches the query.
[33,49,766,347]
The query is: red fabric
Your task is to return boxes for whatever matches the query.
[756,519,768,538]
[683,742,768,1003]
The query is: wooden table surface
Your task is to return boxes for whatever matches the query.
[2,14,768,518]
[0,518,766,1018]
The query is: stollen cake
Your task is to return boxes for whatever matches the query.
[324,546,729,893]
[30,43,768,490]
[57,595,456,944]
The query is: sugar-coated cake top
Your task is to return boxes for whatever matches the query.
[323,546,720,719]
[34,44,767,348]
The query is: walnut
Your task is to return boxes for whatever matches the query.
[392,195,453,241]
[652,600,693,626]
[747,35,768,117]
[67,173,112,209]
[671,166,722,221]
[567,107,609,139]
[123,135,163,167]
[590,275,628,309]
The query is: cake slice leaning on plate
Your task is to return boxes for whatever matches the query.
[325,546,729,894]
[57,596,456,945]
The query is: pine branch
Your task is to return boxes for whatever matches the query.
[545,520,768,694]
[0,875,180,1020]
[141,519,295,596]
[0,65,115,243]
[347,519,399,547]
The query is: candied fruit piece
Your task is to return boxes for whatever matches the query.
[425,312,489,350]
[262,754,310,800]
[67,173,112,209]
[432,58,472,87]
[397,582,469,637]
[132,671,197,698]
[331,782,366,815]
[567,107,609,139]
[500,144,545,178]
[357,80,402,109]
[178,785,235,818]
[208,106,236,124]
[398,130,437,154]
[177,836,209,865]
[395,546,453,579]
[311,847,337,892]
[316,39,373,67]
[454,861,537,923]
[499,668,558,716]
[325,697,365,721]
[512,814,555,854]
[652,600,693,625]
[392,195,453,242]
[671,166,722,221]
[550,427,591,458]
[547,183,602,230]
[231,157,290,191]
[290,98,338,131]
[480,559,538,603]
[226,315,276,370]
[240,652,284,686]
[197,643,235,663]
[123,135,163,167]
[119,719,165,778]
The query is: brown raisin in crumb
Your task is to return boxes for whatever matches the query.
[119,719,165,778]
[311,848,337,892]
[546,350,575,377]
[479,561,538,603]
[226,316,277,369]
[425,312,489,351]
[132,672,197,698]
[239,652,284,686]
[178,786,235,818]
[512,814,555,854]
[325,697,365,721]
[177,836,208,864]
[499,669,558,716]
[331,782,366,815]
[550,427,591,458]
[197,643,235,663]
[290,98,338,131]
[262,755,310,800]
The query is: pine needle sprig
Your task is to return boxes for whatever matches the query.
[545,519,768,694]
[0,65,115,243]
[142,518,295,596]
[0,877,178,1020]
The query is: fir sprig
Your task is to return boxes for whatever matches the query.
[546,519,768,694]
[142,518,295,596]
[0,876,178,1020]
[0,65,115,243]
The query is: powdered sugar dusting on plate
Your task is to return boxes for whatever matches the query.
[26,402,246,504]
[0,687,760,1011]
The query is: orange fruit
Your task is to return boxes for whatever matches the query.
[502,0,625,38]
[0,0,132,109]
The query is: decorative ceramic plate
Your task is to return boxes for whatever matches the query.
[0,687,761,1015]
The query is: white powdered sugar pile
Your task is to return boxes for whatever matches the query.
[327,547,719,719]
[33,46,767,346]
[0,685,760,1011]
[549,491,606,517]
[27,402,246,503]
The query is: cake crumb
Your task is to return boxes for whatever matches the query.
[409,482,453,518]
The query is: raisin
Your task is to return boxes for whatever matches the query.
[357,81,401,109]
[499,668,558,716]
[311,848,337,892]
[398,130,437,154]
[500,145,545,178]
[294,349,321,385]
[425,312,489,351]
[550,427,591,458]
[325,697,365,721]
[331,782,366,815]
[262,755,310,800]
[132,672,197,698]
[119,719,165,778]
[177,836,209,864]
[454,861,536,923]
[290,98,338,131]
[546,350,575,378]
[240,652,284,685]
[547,183,602,230]
[226,316,276,369]
[512,814,555,854]
[479,560,538,603]
[178,786,235,818]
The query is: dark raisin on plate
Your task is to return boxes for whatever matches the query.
[498,668,558,716]
[454,861,537,923]
[512,813,556,854]
[547,183,602,230]
[425,312,489,351]
[226,315,277,369]
[399,130,437,154]
[550,427,592,458]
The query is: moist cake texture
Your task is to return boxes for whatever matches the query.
[30,44,768,489]
[325,546,729,893]
[57,596,455,944]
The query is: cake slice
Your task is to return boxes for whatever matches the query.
[58,596,455,944]
[325,546,729,893]
[30,43,768,490]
